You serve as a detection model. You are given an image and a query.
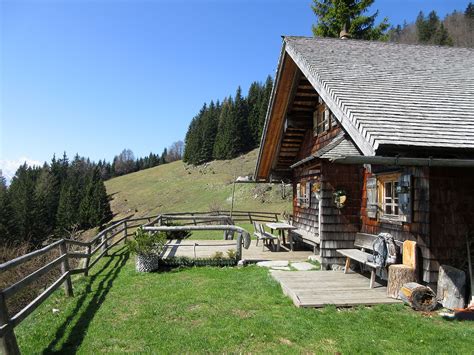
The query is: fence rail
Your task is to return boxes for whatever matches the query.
[0,210,271,354]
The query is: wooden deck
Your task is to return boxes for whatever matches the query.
[162,239,314,262]
[270,270,402,308]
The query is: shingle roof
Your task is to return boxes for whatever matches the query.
[284,36,474,154]
[290,132,361,168]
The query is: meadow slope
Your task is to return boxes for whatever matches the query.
[105,149,292,219]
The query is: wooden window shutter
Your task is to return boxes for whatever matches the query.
[296,183,301,207]
[366,177,378,219]
[398,174,412,223]
[306,181,311,207]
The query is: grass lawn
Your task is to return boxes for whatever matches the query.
[105,149,292,219]
[16,246,474,353]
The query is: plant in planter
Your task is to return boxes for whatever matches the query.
[127,227,167,272]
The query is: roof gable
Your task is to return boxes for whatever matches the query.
[284,36,474,152]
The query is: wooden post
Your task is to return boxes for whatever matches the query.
[0,293,20,355]
[59,241,73,297]
[230,179,236,218]
[84,244,91,276]
[248,212,253,224]
[236,233,243,261]
[102,231,108,256]
[123,221,128,242]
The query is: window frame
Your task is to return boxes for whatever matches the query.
[376,172,403,223]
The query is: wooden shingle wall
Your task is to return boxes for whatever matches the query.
[319,162,363,268]
[361,167,432,283]
[429,167,474,284]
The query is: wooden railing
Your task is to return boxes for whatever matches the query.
[0,210,268,354]
[0,214,154,355]
[159,210,280,223]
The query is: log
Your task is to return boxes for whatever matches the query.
[399,282,437,311]
[437,265,466,309]
[387,264,416,299]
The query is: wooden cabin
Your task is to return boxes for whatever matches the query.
[255,36,474,287]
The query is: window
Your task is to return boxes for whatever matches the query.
[296,181,311,208]
[376,173,402,221]
[313,98,330,136]
[367,172,412,223]
[382,180,399,216]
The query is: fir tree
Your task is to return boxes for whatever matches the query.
[311,0,389,40]
[56,181,76,234]
[79,168,111,227]
[213,97,234,159]
[8,164,43,246]
[466,2,474,18]
[0,172,13,243]
[35,165,59,236]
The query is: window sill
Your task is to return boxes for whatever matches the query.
[379,216,403,225]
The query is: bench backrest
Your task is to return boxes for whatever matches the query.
[354,233,377,250]
[253,221,264,234]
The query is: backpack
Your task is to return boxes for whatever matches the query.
[369,233,398,268]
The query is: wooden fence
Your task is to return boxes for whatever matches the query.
[159,210,280,223]
[0,210,275,354]
[0,214,153,355]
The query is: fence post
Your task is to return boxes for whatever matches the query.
[0,293,20,355]
[102,231,108,256]
[236,233,243,261]
[84,244,91,276]
[59,241,73,297]
[123,221,128,242]
[248,212,253,224]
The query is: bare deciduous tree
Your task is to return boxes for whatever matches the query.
[166,141,184,162]
[114,149,135,175]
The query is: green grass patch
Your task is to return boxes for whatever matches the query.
[15,246,474,353]
[105,149,292,219]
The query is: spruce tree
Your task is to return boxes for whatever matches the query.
[311,0,389,40]
[0,172,13,243]
[213,97,234,159]
[56,181,76,234]
[199,101,219,163]
[35,165,59,236]
[8,164,43,246]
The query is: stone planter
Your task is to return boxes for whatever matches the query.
[135,253,160,272]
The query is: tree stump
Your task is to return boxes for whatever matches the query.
[437,265,466,309]
[387,264,416,299]
[399,282,437,311]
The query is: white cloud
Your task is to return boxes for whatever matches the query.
[0,157,43,184]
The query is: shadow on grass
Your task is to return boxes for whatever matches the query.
[43,246,129,354]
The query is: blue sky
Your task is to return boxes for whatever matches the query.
[0,0,470,179]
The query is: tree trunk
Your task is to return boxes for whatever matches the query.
[399,282,437,311]
[437,265,466,309]
[387,264,416,299]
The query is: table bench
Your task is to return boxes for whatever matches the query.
[253,222,280,251]
[337,233,381,288]
[290,229,320,254]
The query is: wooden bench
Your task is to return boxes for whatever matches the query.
[253,222,280,251]
[290,229,320,254]
[337,233,380,288]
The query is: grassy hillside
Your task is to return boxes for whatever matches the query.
[105,149,292,219]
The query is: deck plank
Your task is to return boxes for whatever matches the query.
[270,270,402,308]
[161,239,314,262]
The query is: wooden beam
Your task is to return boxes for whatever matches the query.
[256,52,298,180]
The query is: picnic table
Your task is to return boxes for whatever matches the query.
[265,222,297,251]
